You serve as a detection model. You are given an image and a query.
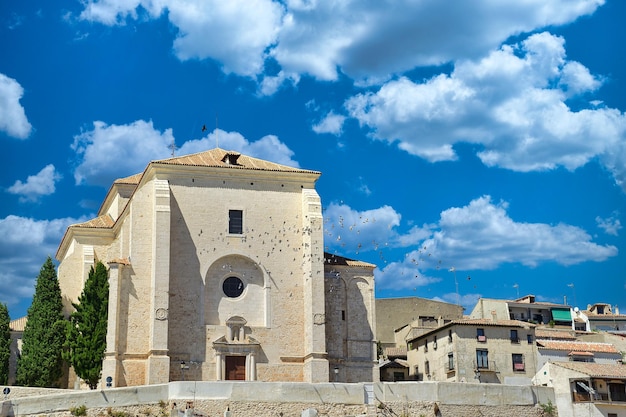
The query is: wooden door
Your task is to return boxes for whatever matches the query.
[225,356,246,380]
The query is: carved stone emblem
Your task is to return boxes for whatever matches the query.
[313,313,325,325]
[155,308,168,321]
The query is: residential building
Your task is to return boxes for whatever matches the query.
[536,340,623,370]
[470,295,573,328]
[534,361,626,417]
[378,346,409,382]
[406,319,537,384]
[574,303,626,333]
[375,297,463,350]
[55,148,377,388]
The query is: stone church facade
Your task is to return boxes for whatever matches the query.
[56,148,376,387]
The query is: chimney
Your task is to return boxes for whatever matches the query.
[491,310,497,322]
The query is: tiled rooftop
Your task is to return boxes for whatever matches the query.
[153,148,320,174]
[451,318,536,328]
[535,328,577,340]
[554,362,626,378]
[324,253,376,268]
[73,214,115,229]
[384,347,408,358]
[537,340,620,353]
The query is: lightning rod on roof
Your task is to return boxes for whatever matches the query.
[168,138,177,157]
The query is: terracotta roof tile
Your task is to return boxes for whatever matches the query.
[73,214,115,229]
[568,351,594,357]
[384,347,407,358]
[451,318,536,328]
[108,258,131,265]
[113,173,142,185]
[537,340,620,353]
[153,148,320,175]
[535,329,577,340]
[553,362,626,378]
[324,253,376,268]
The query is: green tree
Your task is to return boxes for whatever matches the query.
[17,257,65,387]
[0,303,10,385]
[63,261,109,389]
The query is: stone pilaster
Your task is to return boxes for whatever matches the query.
[146,179,171,384]
[301,189,329,382]
[101,260,123,387]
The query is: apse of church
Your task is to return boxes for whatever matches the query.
[56,148,377,388]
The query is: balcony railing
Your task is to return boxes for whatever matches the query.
[513,362,525,371]
[474,360,497,372]
[477,335,487,342]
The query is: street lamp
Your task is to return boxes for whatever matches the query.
[181,361,186,381]
[333,367,339,382]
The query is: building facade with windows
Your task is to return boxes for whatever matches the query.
[406,319,537,384]
[534,361,626,417]
[470,295,573,328]
[56,148,377,388]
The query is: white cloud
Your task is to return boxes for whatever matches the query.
[327,196,617,291]
[345,32,626,189]
[312,111,346,136]
[323,203,404,254]
[272,0,602,82]
[7,164,62,202]
[79,0,164,25]
[179,128,300,168]
[71,120,174,187]
[433,292,482,312]
[0,215,88,316]
[0,73,32,139]
[71,122,301,188]
[596,213,622,236]
[421,196,617,270]
[79,0,284,77]
[77,0,602,83]
[374,258,442,292]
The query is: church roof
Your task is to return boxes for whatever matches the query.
[114,173,142,185]
[151,148,320,175]
[72,214,115,229]
[324,252,376,268]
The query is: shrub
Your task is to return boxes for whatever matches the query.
[70,405,88,416]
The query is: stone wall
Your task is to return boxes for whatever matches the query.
[0,381,556,417]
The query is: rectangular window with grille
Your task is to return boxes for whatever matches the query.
[512,354,524,371]
[229,209,243,234]
[476,349,488,368]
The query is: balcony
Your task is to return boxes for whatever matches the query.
[474,361,497,372]
[477,335,487,342]
[513,362,525,372]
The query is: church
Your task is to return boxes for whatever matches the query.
[55,148,377,387]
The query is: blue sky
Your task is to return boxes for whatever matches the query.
[1,0,625,320]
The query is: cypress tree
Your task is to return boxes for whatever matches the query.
[63,261,109,389]
[16,257,65,387]
[0,303,10,385]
